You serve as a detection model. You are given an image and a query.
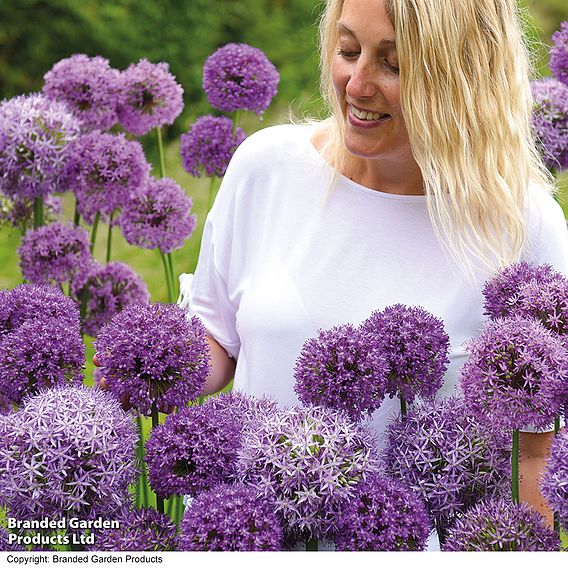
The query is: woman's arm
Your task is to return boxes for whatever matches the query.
[519,430,556,525]
[201,335,236,396]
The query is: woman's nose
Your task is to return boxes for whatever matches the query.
[346,59,377,98]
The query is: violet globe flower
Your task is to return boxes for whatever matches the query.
[71,261,150,337]
[203,43,279,114]
[237,405,380,541]
[94,303,209,415]
[334,474,430,551]
[382,397,510,536]
[0,283,80,339]
[460,317,568,431]
[361,304,450,405]
[18,222,93,286]
[87,508,179,551]
[550,22,568,87]
[443,498,560,551]
[294,323,388,422]
[180,115,246,178]
[0,385,138,521]
[483,261,564,320]
[180,483,284,551]
[66,132,151,224]
[118,177,196,253]
[117,59,184,136]
[0,317,85,404]
[531,78,568,171]
[541,429,568,528]
[0,94,80,200]
[43,54,121,131]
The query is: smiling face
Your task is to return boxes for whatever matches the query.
[332,0,411,162]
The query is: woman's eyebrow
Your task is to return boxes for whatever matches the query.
[336,22,396,49]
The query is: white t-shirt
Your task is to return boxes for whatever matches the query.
[187,123,568,445]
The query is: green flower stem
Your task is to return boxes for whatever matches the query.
[232,110,241,139]
[106,212,114,264]
[207,175,219,213]
[167,252,176,299]
[151,404,164,514]
[554,416,560,435]
[136,415,149,508]
[156,127,166,179]
[89,212,100,254]
[305,537,318,551]
[400,393,407,418]
[33,197,44,229]
[160,250,174,303]
[176,495,184,524]
[512,429,519,504]
[73,200,81,226]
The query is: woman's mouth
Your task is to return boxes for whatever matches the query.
[348,104,392,127]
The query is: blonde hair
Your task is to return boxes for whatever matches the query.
[318,0,555,275]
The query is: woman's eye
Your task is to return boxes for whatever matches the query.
[337,49,359,59]
[383,59,400,74]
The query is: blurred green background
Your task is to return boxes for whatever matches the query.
[0,0,567,302]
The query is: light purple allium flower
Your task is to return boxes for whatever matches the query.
[145,403,241,499]
[66,132,151,224]
[483,262,564,320]
[18,222,93,286]
[202,43,279,114]
[541,430,568,528]
[0,385,138,521]
[87,507,179,551]
[118,177,196,253]
[0,283,80,339]
[443,498,560,551]
[117,59,184,136]
[94,303,209,415]
[71,261,149,337]
[0,94,80,200]
[180,483,284,551]
[551,22,568,87]
[237,405,380,541]
[43,54,121,131]
[382,397,510,534]
[334,474,430,551]
[460,317,568,431]
[361,305,450,405]
[0,194,61,232]
[0,317,85,404]
[531,78,568,171]
[294,324,388,422]
[0,526,24,551]
[180,115,246,178]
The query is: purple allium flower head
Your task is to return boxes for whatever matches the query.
[118,177,196,253]
[0,194,61,232]
[180,115,246,178]
[237,405,380,541]
[550,22,568,87]
[180,483,284,551]
[66,132,151,224]
[117,59,184,136]
[531,78,568,171]
[94,303,209,415]
[361,305,450,404]
[145,403,241,499]
[0,317,85,404]
[0,526,24,551]
[71,261,149,337]
[43,54,121,131]
[18,222,94,286]
[460,317,568,431]
[0,283,80,339]
[294,324,388,422]
[202,43,279,114]
[87,507,179,551]
[483,262,564,320]
[382,397,510,533]
[443,498,560,551]
[334,474,430,551]
[0,94,80,200]
[0,385,138,521]
[541,430,568,528]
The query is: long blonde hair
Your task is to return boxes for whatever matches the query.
[318,0,554,275]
